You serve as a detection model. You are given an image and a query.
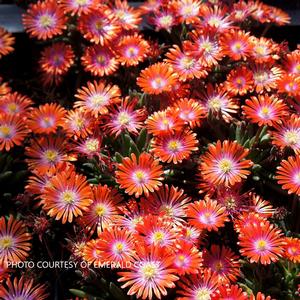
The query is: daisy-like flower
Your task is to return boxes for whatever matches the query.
[83,238,102,265]
[186,199,229,232]
[249,292,272,300]
[115,152,164,198]
[242,95,288,126]
[268,7,290,25]
[0,276,48,300]
[202,244,241,283]
[283,50,300,74]
[78,8,120,45]
[250,36,278,64]
[92,227,135,264]
[0,92,33,116]
[39,42,74,77]
[118,244,179,300]
[137,62,178,95]
[220,29,252,61]
[151,129,198,164]
[271,115,300,154]
[111,0,142,31]
[238,222,285,265]
[174,98,206,128]
[0,215,31,264]
[211,284,248,300]
[149,9,178,32]
[81,44,119,77]
[0,78,11,97]
[276,155,300,195]
[249,193,275,219]
[224,66,254,96]
[234,212,267,234]
[25,135,76,174]
[59,0,99,16]
[199,140,253,187]
[116,34,149,67]
[79,184,123,235]
[22,0,67,40]
[283,237,300,263]
[74,135,102,158]
[173,240,203,275]
[250,63,283,93]
[41,168,93,224]
[146,108,185,136]
[249,2,271,24]
[173,0,202,24]
[165,45,207,81]
[139,0,167,14]
[74,80,121,117]
[176,269,219,300]
[229,1,255,22]
[198,84,239,123]
[0,27,15,58]
[143,184,191,225]
[105,97,146,137]
[277,73,300,96]
[0,114,29,151]
[26,103,66,135]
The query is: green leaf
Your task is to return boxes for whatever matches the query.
[130,141,140,158]
[137,128,148,151]
[109,282,128,300]
[69,289,88,298]
[0,171,13,182]
[115,152,123,163]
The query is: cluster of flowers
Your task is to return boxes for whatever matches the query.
[0,0,299,299]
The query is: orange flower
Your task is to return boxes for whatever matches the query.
[0,215,31,264]
[283,237,300,263]
[249,292,273,300]
[238,222,285,265]
[26,103,66,135]
[151,129,198,164]
[186,199,229,232]
[41,168,93,224]
[137,62,178,95]
[0,276,48,300]
[250,36,278,64]
[118,244,179,300]
[74,80,121,117]
[59,0,99,16]
[0,27,14,58]
[277,73,300,96]
[115,153,164,198]
[0,78,11,97]
[0,92,33,116]
[0,113,29,151]
[81,44,119,77]
[199,140,253,187]
[22,0,67,40]
[172,0,202,24]
[276,155,300,195]
[242,95,288,126]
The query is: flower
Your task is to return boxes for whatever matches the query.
[74,80,121,117]
[116,34,149,66]
[0,113,29,151]
[115,153,164,198]
[212,284,248,300]
[249,292,272,300]
[283,237,300,263]
[277,73,300,96]
[22,0,67,40]
[78,8,120,45]
[59,0,99,16]
[118,244,179,300]
[105,97,146,137]
[26,103,66,134]
[151,129,198,164]
[0,276,48,300]
[0,27,15,58]
[250,36,278,64]
[79,184,123,235]
[283,50,300,74]
[186,199,229,232]
[202,244,241,283]
[0,92,33,116]
[242,95,288,126]
[81,44,119,77]
[137,62,178,95]
[39,42,74,77]
[199,140,253,187]
[276,155,300,195]
[41,168,93,223]
[238,222,285,264]
[0,215,31,264]
[173,0,202,24]
[149,10,178,32]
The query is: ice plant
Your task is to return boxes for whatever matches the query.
[0,27,15,58]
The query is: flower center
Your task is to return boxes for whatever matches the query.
[167,140,181,152]
[201,41,213,53]
[0,236,13,250]
[195,288,211,300]
[85,139,99,152]
[214,260,224,271]
[235,77,245,88]
[208,97,222,110]
[141,262,158,280]
[218,158,233,173]
[284,130,300,145]
[117,112,131,125]
[255,239,268,251]
[7,103,18,113]
[75,0,88,5]
[254,72,268,83]
[90,94,108,107]
[255,45,267,56]
[113,242,125,254]
[0,125,12,138]
[200,212,215,224]
[96,55,107,66]
[61,190,76,204]
[152,231,165,243]
[208,16,221,27]
[160,204,173,216]
[94,20,103,31]
[259,106,272,119]
[39,15,54,28]
[95,204,107,216]
[126,47,138,58]
[181,57,195,70]
[159,15,173,27]
[133,170,147,184]
[41,116,55,128]
[151,77,166,89]
[232,41,243,53]
[44,149,58,162]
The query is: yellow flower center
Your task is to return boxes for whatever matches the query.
[91,94,107,107]
[114,242,124,254]
[214,261,224,271]
[133,170,147,183]
[201,41,213,53]
[160,205,173,216]
[85,139,99,152]
[95,204,107,216]
[141,263,158,280]
[167,140,181,152]
[39,15,54,28]
[260,106,271,118]
[254,72,268,83]
[74,118,84,129]
[96,55,106,65]
[208,97,222,110]
[0,125,11,138]
[255,45,267,56]
[219,158,233,173]
[153,231,165,243]
[195,288,211,300]
[181,57,195,70]
[0,236,13,249]
[95,20,103,30]
[159,15,173,27]
[75,0,88,5]
[256,239,268,251]
[44,150,58,162]
[151,77,166,89]
[208,17,221,27]
[41,116,54,128]
[61,191,76,204]
[181,5,194,16]
[126,47,138,58]
[7,102,18,113]
[285,130,299,145]
[233,41,242,52]
[225,196,237,210]
[117,112,130,125]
